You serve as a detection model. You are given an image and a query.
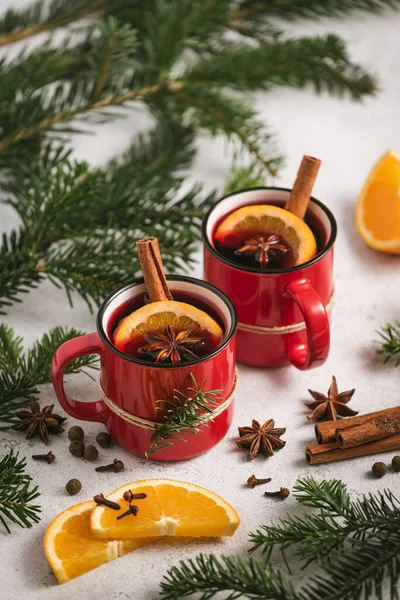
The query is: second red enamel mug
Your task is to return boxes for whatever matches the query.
[203,187,337,370]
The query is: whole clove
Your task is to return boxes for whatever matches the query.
[93,493,121,510]
[95,459,124,473]
[247,474,271,488]
[264,487,290,500]
[123,490,147,502]
[116,505,139,520]
[32,451,55,464]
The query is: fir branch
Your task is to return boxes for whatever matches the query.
[0,325,98,428]
[0,452,41,533]
[146,374,221,457]
[160,479,400,600]
[160,554,297,600]
[377,321,400,366]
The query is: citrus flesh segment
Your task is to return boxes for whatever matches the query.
[44,500,152,584]
[90,479,240,540]
[214,204,317,266]
[113,300,223,356]
[356,150,400,253]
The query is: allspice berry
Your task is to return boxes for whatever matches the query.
[84,444,98,462]
[391,455,400,472]
[69,440,85,458]
[372,461,387,478]
[96,432,112,448]
[68,425,84,442]
[66,478,82,495]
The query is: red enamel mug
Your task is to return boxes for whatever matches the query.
[203,187,337,369]
[51,276,237,460]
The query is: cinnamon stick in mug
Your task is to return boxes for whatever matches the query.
[315,405,400,444]
[306,433,400,465]
[136,237,173,302]
[337,416,400,449]
[285,155,321,219]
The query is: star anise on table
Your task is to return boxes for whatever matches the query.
[235,235,288,268]
[12,400,66,443]
[138,325,205,364]
[236,419,286,461]
[306,376,358,421]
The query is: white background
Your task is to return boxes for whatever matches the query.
[1,3,400,599]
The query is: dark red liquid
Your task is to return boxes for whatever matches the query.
[213,202,326,271]
[109,291,223,364]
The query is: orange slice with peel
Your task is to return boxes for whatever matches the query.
[214,204,317,265]
[44,500,153,583]
[356,150,400,253]
[113,300,223,357]
[91,479,240,540]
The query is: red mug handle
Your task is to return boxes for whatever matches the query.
[283,278,330,370]
[51,332,107,422]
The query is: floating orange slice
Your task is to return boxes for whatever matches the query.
[91,479,240,540]
[356,150,400,253]
[214,204,317,265]
[44,501,152,583]
[113,300,223,357]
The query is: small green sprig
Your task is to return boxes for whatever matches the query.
[0,451,41,533]
[146,374,221,457]
[377,321,400,366]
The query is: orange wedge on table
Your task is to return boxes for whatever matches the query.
[214,204,317,265]
[356,150,400,253]
[91,479,240,540]
[44,501,152,584]
[113,300,223,354]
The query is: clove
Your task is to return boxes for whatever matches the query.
[264,487,290,500]
[32,451,55,464]
[93,493,121,510]
[123,490,147,502]
[247,474,271,489]
[116,505,139,520]
[95,458,124,473]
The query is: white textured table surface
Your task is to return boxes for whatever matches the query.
[1,6,400,600]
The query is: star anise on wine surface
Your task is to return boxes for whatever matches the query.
[138,325,205,364]
[235,235,288,268]
[236,419,286,461]
[12,400,66,443]
[306,376,358,421]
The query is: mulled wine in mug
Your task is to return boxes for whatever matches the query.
[202,158,337,370]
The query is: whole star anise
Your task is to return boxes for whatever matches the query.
[138,325,205,364]
[235,235,288,268]
[306,376,358,421]
[236,419,286,460]
[12,400,66,443]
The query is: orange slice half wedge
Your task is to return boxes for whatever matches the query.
[91,479,240,540]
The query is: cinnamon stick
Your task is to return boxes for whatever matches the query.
[285,155,321,219]
[315,406,400,444]
[136,237,173,302]
[337,416,400,449]
[306,433,400,465]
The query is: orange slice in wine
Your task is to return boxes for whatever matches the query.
[214,204,317,266]
[91,479,240,540]
[356,150,400,253]
[113,300,223,359]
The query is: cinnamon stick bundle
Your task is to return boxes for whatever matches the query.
[337,416,400,449]
[315,406,400,444]
[306,433,400,465]
[285,155,321,219]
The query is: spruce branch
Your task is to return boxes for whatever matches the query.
[146,374,221,457]
[377,321,400,366]
[0,451,41,533]
[0,325,98,428]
